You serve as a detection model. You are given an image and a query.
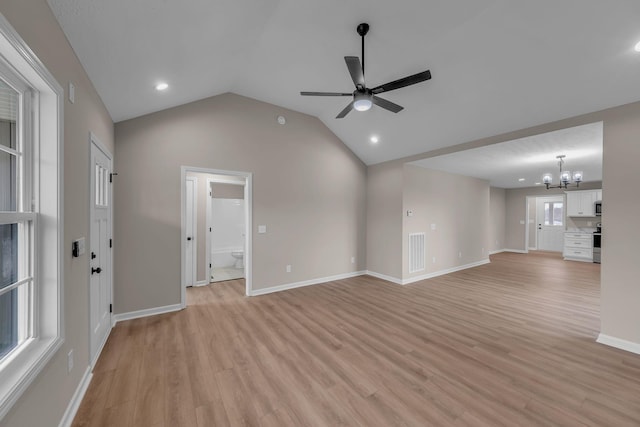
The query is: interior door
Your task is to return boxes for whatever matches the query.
[89,140,112,366]
[185,177,197,287]
[536,196,565,252]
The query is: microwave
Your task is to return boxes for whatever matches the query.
[595,201,602,216]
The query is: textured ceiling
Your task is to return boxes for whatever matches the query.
[410,122,603,189]
[47,0,640,165]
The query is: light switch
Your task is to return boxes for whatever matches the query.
[431,223,436,231]
[407,210,413,217]
[520,220,525,225]
[258,225,267,234]
[72,237,85,257]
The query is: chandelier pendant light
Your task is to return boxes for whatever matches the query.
[542,155,583,189]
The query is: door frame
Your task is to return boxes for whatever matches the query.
[181,166,253,307]
[88,132,113,368]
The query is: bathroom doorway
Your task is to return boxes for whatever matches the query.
[181,166,252,306]
[206,179,246,283]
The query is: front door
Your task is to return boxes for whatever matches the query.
[536,196,565,252]
[89,138,112,366]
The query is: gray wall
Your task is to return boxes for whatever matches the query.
[0,1,114,426]
[489,187,506,253]
[366,161,403,279]
[403,165,490,278]
[114,93,367,312]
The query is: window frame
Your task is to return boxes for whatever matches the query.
[0,12,63,420]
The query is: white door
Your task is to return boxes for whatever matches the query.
[89,139,112,366]
[536,196,565,252]
[185,177,197,287]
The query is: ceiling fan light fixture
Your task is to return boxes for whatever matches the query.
[353,93,373,111]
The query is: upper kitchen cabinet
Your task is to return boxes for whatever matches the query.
[566,189,601,217]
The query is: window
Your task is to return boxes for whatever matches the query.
[0,14,62,420]
[544,202,564,226]
[0,78,32,361]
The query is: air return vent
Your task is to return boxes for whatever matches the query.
[408,232,426,273]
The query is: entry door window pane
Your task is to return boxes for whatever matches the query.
[544,202,564,226]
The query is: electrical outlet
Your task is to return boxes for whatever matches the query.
[458,251,462,259]
[407,210,413,217]
[431,223,436,231]
[432,257,436,264]
[351,256,355,264]
[286,265,292,273]
[67,349,74,373]
[482,247,485,254]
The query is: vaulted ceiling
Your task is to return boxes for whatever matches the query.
[47,0,640,166]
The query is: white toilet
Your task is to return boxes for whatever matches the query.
[231,250,244,269]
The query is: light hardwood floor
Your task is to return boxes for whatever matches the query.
[72,252,640,426]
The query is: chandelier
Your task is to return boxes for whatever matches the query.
[542,155,583,189]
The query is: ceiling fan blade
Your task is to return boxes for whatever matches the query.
[344,56,364,89]
[372,96,404,113]
[300,91,352,96]
[371,70,431,94]
[336,101,354,119]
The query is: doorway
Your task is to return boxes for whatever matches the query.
[205,178,246,283]
[181,167,252,306]
[535,195,565,252]
[89,133,113,367]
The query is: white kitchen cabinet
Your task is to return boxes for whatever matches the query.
[563,232,593,262]
[566,190,601,217]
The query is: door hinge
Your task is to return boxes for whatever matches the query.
[109,238,113,248]
[209,227,212,232]
[109,303,112,313]
[109,172,118,183]
[209,263,212,268]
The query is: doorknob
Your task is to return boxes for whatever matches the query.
[91,267,102,275]
[187,237,192,241]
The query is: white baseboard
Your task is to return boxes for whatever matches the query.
[113,303,183,324]
[596,333,640,355]
[402,259,491,285]
[504,248,528,254]
[364,270,403,285]
[58,366,92,427]
[194,280,209,287]
[489,249,505,255]
[249,271,366,296]
[366,259,490,286]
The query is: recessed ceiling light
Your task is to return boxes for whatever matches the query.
[535,182,541,185]
[155,82,169,91]
[635,41,640,52]
[518,178,525,182]
[370,136,379,143]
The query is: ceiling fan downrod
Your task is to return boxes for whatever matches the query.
[357,23,369,84]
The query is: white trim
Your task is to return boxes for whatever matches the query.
[366,259,490,286]
[195,280,208,287]
[596,334,640,355]
[249,271,366,296]
[205,177,213,285]
[184,175,198,288]
[489,249,505,255]
[401,259,491,285]
[365,270,403,285]
[113,303,183,324]
[0,13,64,421]
[504,248,528,254]
[58,367,92,427]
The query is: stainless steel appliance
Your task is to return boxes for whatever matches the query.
[595,201,602,216]
[593,222,601,263]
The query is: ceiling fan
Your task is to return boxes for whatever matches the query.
[301,23,432,119]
